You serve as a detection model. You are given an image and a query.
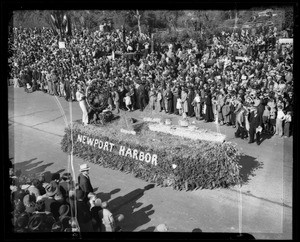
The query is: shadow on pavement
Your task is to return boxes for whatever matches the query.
[259,132,274,144]
[237,154,263,185]
[108,184,155,231]
[96,188,121,202]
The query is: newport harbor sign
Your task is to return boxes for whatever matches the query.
[77,134,158,166]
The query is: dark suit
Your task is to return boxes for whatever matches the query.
[76,200,93,232]
[137,84,146,111]
[78,173,93,202]
[248,111,261,144]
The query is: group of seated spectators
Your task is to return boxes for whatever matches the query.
[9,166,124,233]
[9,22,293,143]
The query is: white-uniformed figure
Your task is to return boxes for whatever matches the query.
[76,84,88,126]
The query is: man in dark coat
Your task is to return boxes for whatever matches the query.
[75,189,93,232]
[137,82,146,111]
[248,107,262,145]
[77,164,94,203]
[64,77,71,101]
[187,87,195,117]
[171,84,180,115]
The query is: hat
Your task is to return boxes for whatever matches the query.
[51,221,63,232]
[154,223,168,232]
[23,194,35,207]
[45,181,59,197]
[94,198,102,207]
[61,173,72,181]
[28,214,44,232]
[80,164,90,172]
[59,204,70,218]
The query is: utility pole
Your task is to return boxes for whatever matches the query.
[134,10,142,37]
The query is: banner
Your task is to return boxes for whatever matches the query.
[279,38,293,45]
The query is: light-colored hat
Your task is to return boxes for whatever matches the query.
[80,164,90,172]
[155,223,168,232]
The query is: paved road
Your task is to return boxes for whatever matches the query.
[8,87,292,239]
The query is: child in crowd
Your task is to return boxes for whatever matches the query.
[123,92,132,111]
[284,111,292,137]
[275,105,285,137]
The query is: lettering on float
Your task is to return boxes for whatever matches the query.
[76,134,158,166]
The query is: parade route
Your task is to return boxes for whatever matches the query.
[8,87,292,239]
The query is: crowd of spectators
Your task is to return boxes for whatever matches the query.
[9,165,124,232]
[9,23,294,143]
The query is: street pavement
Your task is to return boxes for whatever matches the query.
[8,86,292,239]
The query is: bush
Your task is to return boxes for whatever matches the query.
[61,121,242,190]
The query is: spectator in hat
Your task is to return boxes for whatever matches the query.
[78,164,94,203]
[43,182,61,220]
[23,194,36,214]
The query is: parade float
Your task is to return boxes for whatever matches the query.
[61,81,242,191]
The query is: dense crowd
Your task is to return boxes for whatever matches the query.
[9,23,293,144]
[9,161,170,233]
[9,163,125,232]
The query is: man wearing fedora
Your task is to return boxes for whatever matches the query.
[78,164,94,203]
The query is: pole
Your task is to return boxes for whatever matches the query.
[151,33,154,53]
[135,10,141,37]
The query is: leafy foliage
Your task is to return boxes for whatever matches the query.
[61,122,242,191]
